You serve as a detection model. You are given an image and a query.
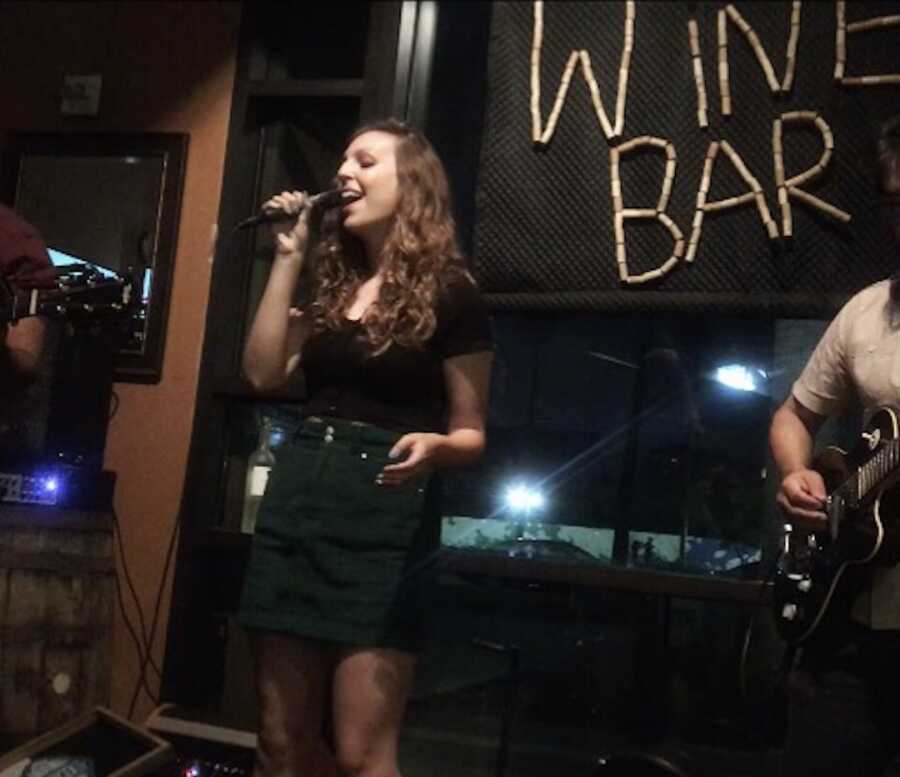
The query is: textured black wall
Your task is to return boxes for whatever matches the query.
[474,1,900,315]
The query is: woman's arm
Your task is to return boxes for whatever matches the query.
[242,191,313,391]
[377,350,494,486]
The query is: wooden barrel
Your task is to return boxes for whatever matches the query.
[0,504,114,743]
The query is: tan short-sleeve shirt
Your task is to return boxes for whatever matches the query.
[793,279,900,629]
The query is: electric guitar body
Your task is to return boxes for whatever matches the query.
[774,407,900,646]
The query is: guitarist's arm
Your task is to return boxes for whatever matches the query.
[3,316,46,379]
[1,317,46,414]
[770,396,829,527]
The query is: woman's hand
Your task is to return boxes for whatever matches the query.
[264,190,312,259]
[375,433,443,488]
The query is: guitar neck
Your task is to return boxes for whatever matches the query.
[837,438,900,507]
[3,286,43,323]
[2,276,132,324]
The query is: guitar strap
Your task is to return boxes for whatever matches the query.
[0,273,12,323]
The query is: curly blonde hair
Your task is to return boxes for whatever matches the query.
[307,119,465,355]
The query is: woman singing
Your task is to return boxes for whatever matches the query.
[238,119,494,777]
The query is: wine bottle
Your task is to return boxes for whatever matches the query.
[241,416,275,534]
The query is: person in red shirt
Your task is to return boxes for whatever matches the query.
[0,203,55,384]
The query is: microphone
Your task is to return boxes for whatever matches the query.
[234,188,361,231]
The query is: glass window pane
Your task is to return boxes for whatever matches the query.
[440,312,858,579]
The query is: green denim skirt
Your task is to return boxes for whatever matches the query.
[237,417,440,652]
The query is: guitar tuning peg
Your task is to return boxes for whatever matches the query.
[862,429,882,450]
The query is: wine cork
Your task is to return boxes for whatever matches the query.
[703,192,756,212]
[788,187,852,222]
[842,75,900,86]
[688,19,709,128]
[782,112,835,190]
[616,243,628,282]
[720,140,757,187]
[782,205,793,239]
[581,51,615,138]
[660,176,674,212]
[540,50,581,144]
[531,1,545,142]
[725,4,750,34]
[834,2,846,82]
[718,10,731,116]
[685,214,704,262]
[783,2,801,91]
[846,15,900,34]
[727,4,780,93]
[615,66,630,136]
[782,110,817,122]
[659,212,684,242]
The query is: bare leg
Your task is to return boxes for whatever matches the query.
[331,647,417,777]
[251,632,338,777]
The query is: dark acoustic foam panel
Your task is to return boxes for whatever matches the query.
[474,1,900,315]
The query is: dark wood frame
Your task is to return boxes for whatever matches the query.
[0,132,188,383]
[160,2,406,708]
[0,706,173,777]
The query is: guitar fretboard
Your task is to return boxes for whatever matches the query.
[842,438,900,505]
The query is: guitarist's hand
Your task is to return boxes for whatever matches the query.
[777,468,827,527]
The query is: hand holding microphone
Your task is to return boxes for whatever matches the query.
[261,190,314,260]
[236,188,361,260]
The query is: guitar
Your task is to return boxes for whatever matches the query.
[1,266,134,325]
[774,406,900,645]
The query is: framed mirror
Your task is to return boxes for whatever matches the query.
[1,132,188,383]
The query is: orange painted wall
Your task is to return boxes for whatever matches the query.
[0,1,241,721]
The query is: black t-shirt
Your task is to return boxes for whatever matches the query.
[300,270,493,433]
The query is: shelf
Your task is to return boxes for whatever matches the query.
[247,78,364,98]
[436,550,772,605]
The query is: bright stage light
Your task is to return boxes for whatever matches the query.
[504,483,546,514]
[714,363,766,393]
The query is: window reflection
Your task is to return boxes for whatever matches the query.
[440,313,848,579]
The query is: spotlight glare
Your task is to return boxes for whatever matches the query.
[714,364,757,392]
[504,483,545,513]
[43,478,58,493]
